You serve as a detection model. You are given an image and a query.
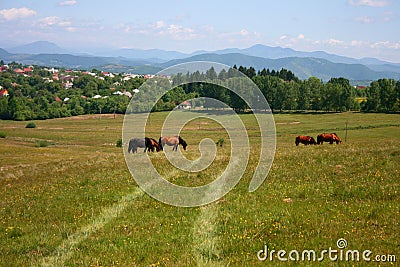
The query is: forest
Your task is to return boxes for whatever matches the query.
[0,62,399,121]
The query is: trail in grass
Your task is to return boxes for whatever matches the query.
[39,188,144,267]
[192,203,224,266]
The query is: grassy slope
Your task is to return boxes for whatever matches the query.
[0,112,399,266]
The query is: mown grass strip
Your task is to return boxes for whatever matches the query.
[192,204,224,266]
[39,188,144,267]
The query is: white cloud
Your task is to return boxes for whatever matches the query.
[355,16,374,23]
[348,0,388,7]
[350,40,366,46]
[0,7,36,21]
[59,0,78,6]
[297,34,305,40]
[327,38,345,45]
[370,41,400,49]
[38,16,74,32]
[155,20,165,29]
[240,29,249,36]
[39,16,61,26]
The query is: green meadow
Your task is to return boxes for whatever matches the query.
[0,112,399,266]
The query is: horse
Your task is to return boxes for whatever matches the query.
[128,137,160,153]
[159,136,187,151]
[317,133,342,145]
[295,135,317,146]
[147,138,161,152]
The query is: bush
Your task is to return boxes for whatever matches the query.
[216,138,225,147]
[0,132,6,138]
[25,122,36,128]
[116,139,123,147]
[35,140,50,147]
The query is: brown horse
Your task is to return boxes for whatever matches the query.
[159,136,187,151]
[317,133,342,145]
[295,135,317,146]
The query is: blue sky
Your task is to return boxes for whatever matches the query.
[0,0,399,62]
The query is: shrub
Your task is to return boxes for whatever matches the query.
[216,138,225,147]
[35,140,50,147]
[0,132,6,138]
[25,122,36,128]
[116,139,123,147]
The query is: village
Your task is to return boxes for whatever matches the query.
[0,62,186,120]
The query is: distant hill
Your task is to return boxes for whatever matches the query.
[161,53,400,81]
[7,41,70,54]
[1,41,400,81]
[101,48,188,61]
[0,48,12,58]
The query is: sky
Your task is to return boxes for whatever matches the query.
[0,0,399,62]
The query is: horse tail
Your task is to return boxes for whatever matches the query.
[317,134,322,145]
[128,139,133,153]
[158,137,163,150]
[144,137,151,152]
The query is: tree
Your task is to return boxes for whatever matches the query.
[205,67,217,80]
[364,81,381,111]
[377,79,397,112]
[297,81,311,110]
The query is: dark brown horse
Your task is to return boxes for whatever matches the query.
[295,135,317,146]
[317,133,342,145]
[128,137,160,153]
[147,138,161,152]
[159,136,187,151]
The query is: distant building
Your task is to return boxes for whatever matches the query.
[178,101,192,109]
[0,89,9,97]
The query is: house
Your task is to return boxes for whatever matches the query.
[63,81,73,89]
[178,101,192,109]
[0,89,9,97]
[0,65,8,72]
[13,68,24,74]
[23,67,33,73]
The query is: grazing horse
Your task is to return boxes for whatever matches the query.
[317,133,342,145]
[128,137,160,153]
[295,135,317,146]
[147,138,161,152]
[159,136,187,151]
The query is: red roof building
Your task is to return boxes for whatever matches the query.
[0,89,9,97]
[14,68,24,74]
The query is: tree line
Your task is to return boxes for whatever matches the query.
[155,65,399,113]
[0,62,399,121]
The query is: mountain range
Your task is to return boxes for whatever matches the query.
[1,41,400,82]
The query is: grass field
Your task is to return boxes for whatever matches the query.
[0,112,399,266]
